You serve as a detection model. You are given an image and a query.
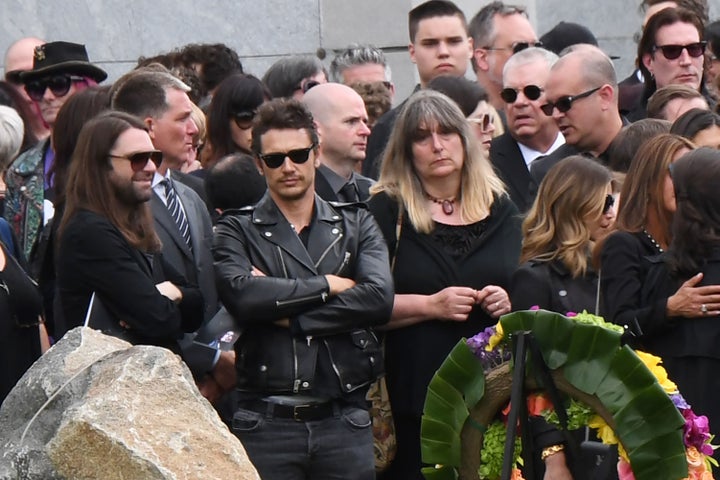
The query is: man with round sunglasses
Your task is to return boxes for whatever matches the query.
[628,7,712,121]
[303,83,374,203]
[212,97,392,480]
[4,41,106,261]
[490,47,564,213]
[530,46,625,185]
[469,1,540,111]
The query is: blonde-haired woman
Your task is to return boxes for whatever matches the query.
[368,90,521,478]
[511,155,617,479]
[512,155,616,313]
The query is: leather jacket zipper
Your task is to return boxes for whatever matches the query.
[315,233,343,268]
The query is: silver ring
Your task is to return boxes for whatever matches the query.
[701,304,708,314]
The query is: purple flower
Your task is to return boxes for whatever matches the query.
[670,393,690,410]
[683,409,714,456]
[467,326,511,371]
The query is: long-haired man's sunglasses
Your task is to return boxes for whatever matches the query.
[652,42,706,60]
[109,150,163,172]
[25,74,86,101]
[259,145,315,169]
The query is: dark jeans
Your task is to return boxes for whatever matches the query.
[232,404,375,480]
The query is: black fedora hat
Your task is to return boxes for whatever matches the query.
[19,41,107,83]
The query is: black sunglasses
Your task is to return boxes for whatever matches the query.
[484,41,544,55]
[25,74,85,102]
[259,145,315,169]
[233,111,256,129]
[603,194,615,215]
[109,150,163,172]
[540,86,602,116]
[652,41,706,60]
[500,85,544,103]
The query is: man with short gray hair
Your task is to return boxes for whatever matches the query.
[469,1,540,110]
[330,44,395,101]
[112,70,218,327]
[490,47,563,212]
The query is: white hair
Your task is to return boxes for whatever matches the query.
[0,106,24,172]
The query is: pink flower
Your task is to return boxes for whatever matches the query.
[683,410,714,456]
[529,305,540,311]
[617,458,636,480]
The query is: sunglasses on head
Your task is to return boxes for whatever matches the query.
[297,79,321,94]
[652,41,706,60]
[233,110,256,129]
[484,41,543,55]
[603,193,615,215]
[259,144,315,169]
[500,85,544,103]
[109,150,163,172]
[24,74,86,102]
[540,86,602,116]
[467,113,494,132]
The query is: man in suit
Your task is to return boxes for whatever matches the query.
[490,47,564,213]
[469,1,540,112]
[112,70,218,325]
[303,83,375,202]
[531,46,624,185]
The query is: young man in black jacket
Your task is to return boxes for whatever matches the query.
[212,98,393,480]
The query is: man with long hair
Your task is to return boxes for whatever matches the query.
[56,111,203,348]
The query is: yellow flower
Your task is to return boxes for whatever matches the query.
[486,322,505,351]
[635,350,678,393]
[588,415,619,445]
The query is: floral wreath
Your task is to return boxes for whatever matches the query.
[420,309,717,480]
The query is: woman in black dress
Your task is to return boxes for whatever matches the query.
[600,134,720,336]
[641,147,720,460]
[368,90,521,479]
[0,239,44,404]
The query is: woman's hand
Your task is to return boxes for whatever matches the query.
[476,285,512,318]
[667,273,720,317]
[429,286,478,322]
[543,451,573,480]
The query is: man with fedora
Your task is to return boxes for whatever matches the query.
[3,41,107,261]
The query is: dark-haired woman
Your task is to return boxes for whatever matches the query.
[642,147,720,460]
[204,74,269,171]
[670,107,720,148]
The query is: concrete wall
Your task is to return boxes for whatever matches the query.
[3,0,720,101]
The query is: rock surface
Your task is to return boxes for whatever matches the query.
[0,327,258,480]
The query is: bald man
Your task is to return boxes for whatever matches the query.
[3,37,49,140]
[303,83,374,202]
[530,46,625,184]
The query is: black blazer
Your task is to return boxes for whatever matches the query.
[489,132,536,213]
[151,179,218,323]
[56,210,203,346]
[511,259,600,315]
[529,143,580,186]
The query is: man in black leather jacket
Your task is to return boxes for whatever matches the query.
[212,98,393,480]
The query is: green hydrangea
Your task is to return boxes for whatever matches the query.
[542,398,595,431]
[479,420,522,479]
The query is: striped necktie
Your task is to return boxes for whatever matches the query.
[163,177,192,250]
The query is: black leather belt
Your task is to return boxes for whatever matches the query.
[243,400,337,421]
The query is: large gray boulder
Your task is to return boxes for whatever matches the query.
[0,327,258,480]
